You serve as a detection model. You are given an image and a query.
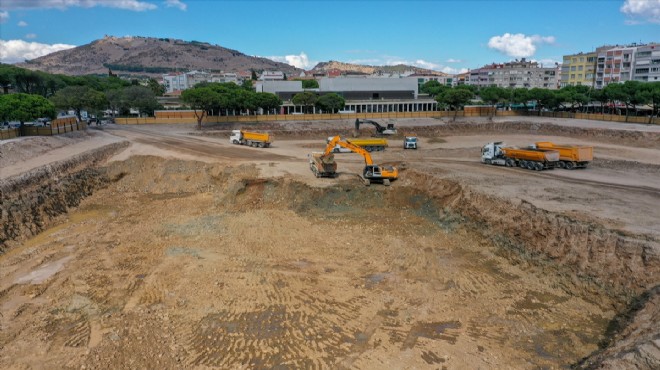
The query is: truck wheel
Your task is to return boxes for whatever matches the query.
[232,140,239,145]
[258,142,264,148]
[535,162,543,171]
[565,161,575,170]
[520,160,527,169]
[557,161,565,169]
[485,159,492,165]
[505,159,514,167]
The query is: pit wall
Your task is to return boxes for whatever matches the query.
[115,111,660,125]
[0,142,129,253]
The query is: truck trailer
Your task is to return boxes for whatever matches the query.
[345,138,388,152]
[230,130,272,148]
[534,141,593,169]
[481,142,559,171]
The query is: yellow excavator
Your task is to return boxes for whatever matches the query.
[309,135,398,186]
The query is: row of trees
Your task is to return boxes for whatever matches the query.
[421,80,660,121]
[182,82,282,129]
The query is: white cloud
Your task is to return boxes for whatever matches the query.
[621,0,660,24]
[266,52,315,69]
[0,39,76,64]
[0,0,157,12]
[441,66,469,74]
[0,11,8,23]
[18,20,27,26]
[488,33,555,58]
[164,0,186,11]
[25,33,38,39]
[446,58,463,63]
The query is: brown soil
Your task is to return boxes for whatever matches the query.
[1,117,659,369]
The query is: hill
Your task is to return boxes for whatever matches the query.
[17,36,302,77]
[312,60,448,76]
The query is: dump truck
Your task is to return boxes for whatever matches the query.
[404,136,418,149]
[309,152,338,178]
[481,142,559,170]
[533,141,593,169]
[345,138,388,152]
[229,130,272,148]
[310,136,398,185]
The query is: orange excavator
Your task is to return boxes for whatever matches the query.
[309,135,398,185]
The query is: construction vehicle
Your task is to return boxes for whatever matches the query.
[354,119,397,136]
[404,136,418,149]
[533,141,593,169]
[229,130,272,148]
[346,138,388,152]
[310,136,398,185]
[481,142,559,171]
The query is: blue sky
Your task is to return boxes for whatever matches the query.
[1,0,659,74]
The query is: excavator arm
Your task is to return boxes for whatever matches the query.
[324,136,373,165]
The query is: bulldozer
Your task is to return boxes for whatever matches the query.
[354,119,397,137]
[309,136,398,186]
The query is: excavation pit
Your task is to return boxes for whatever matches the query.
[0,155,636,369]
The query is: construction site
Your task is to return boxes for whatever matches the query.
[1,115,659,369]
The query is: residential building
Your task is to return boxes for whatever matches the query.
[561,51,598,87]
[411,74,455,88]
[595,42,659,88]
[211,72,239,84]
[468,58,558,89]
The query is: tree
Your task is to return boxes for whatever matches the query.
[253,92,282,114]
[50,86,107,120]
[420,80,449,97]
[105,89,124,117]
[292,91,318,113]
[241,79,254,91]
[0,93,56,124]
[316,93,345,113]
[302,79,319,89]
[123,86,160,116]
[590,88,609,114]
[641,82,660,123]
[251,70,258,81]
[146,78,166,96]
[181,87,222,129]
[436,88,474,121]
[479,86,506,119]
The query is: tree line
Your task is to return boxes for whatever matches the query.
[421,80,660,121]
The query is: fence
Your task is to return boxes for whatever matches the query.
[0,119,88,141]
[116,110,521,125]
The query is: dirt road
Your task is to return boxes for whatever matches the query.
[1,117,658,369]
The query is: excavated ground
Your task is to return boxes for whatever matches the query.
[1,118,659,369]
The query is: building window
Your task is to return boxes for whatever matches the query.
[578,65,583,71]
[570,74,576,79]
[579,57,584,62]
[570,66,576,71]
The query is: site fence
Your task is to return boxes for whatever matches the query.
[0,118,87,141]
[115,109,659,125]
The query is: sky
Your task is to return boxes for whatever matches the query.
[0,0,659,74]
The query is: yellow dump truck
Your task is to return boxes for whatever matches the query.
[534,142,593,169]
[482,142,559,171]
[230,130,272,148]
[345,138,388,152]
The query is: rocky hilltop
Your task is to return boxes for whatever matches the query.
[17,36,302,77]
[312,60,447,76]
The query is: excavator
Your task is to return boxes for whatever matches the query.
[309,135,398,186]
[354,119,397,137]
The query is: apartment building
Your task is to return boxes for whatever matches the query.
[560,51,598,87]
[411,74,455,88]
[595,42,660,89]
[468,58,559,89]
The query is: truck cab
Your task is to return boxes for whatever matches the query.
[481,142,506,165]
[404,136,418,149]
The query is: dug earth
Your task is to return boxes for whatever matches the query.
[1,117,658,369]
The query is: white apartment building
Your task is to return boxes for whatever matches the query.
[595,42,660,89]
[468,58,559,89]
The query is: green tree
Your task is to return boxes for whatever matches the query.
[241,79,254,91]
[315,93,345,113]
[0,93,56,124]
[292,91,318,113]
[253,92,282,114]
[420,80,449,97]
[123,86,159,116]
[181,87,222,129]
[302,79,319,89]
[146,78,166,96]
[436,88,474,121]
[479,86,506,119]
[105,89,125,117]
[641,82,660,123]
[50,86,107,120]
[590,88,609,114]
[251,70,258,81]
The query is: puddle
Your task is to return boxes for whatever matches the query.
[14,256,74,284]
